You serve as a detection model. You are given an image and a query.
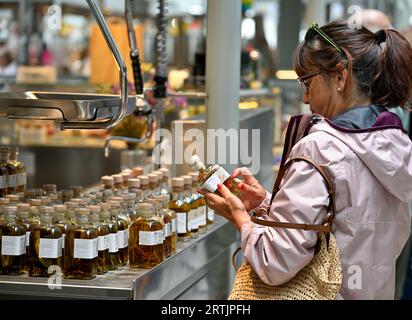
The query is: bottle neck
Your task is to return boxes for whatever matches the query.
[171,189,184,201]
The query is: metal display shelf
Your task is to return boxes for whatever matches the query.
[0,216,239,300]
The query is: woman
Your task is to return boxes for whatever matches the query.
[200,20,412,299]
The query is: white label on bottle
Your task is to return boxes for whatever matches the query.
[1,235,26,256]
[26,231,31,247]
[0,176,6,189]
[203,166,231,192]
[200,206,207,226]
[74,238,98,259]
[108,233,118,253]
[208,207,215,221]
[139,230,163,245]
[171,218,176,233]
[17,173,27,186]
[8,174,17,188]
[164,222,171,238]
[177,211,187,234]
[98,235,109,251]
[117,230,128,249]
[39,238,62,258]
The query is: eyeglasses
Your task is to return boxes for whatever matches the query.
[305,23,346,57]
[297,71,322,94]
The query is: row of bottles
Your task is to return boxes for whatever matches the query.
[0,146,27,197]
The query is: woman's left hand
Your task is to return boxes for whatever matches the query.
[199,183,250,230]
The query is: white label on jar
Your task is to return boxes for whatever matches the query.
[164,222,171,238]
[39,238,62,258]
[17,173,27,186]
[176,211,187,234]
[117,230,128,249]
[26,231,31,247]
[0,176,6,189]
[208,207,215,222]
[108,233,118,253]
[203,166,231,192]
[1,235,26,256]
[74,238,98,259]
[171,218,176,233]
[139,230,163,245]
[98,235,109,251]
[8,174,17,188]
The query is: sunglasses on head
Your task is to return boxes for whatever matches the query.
[305,23,346,57]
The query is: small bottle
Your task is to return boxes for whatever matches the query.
[0,206,26,275]
[63,208,98,279]
[129,202,164,268]
[183,175,198,236]
[110,201,128,267]
[70,186,83,199]
[29,206,63,277]
[161,194,177,254]
[189,155,240,196]
[100,203,118,271]
[9,146,26,193]
[169,178,191,240]
[101,176,114,190]
[89,205,109,275]
[154,195,174,257]
[53,204,75,269]
[16,203,37,271]
[189,172,207,232]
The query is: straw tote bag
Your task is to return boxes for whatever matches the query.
[228,156,343,300]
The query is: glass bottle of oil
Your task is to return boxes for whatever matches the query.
[16,203,37,272]
[53,204,76,270]
[9,146,26,193]
[0,206,26,275]
[99,202,118,271]
[89,205,109,275]
[160,194,176,254]
[129,202,164,268]
[110,200,128,267]
[189,155,240,196]
[169,178,191,240]
[29,206,63,277]
[183,175,198,236]
[154,195,173,257]
[189,172,207,232]
[63,208,98,279]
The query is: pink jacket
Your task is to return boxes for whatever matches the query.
[241,118,412,300]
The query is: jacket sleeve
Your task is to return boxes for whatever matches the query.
[240,160,330,286]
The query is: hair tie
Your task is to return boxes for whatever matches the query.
[375,30,387,45]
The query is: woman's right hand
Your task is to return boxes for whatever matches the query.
[232,167,267,212]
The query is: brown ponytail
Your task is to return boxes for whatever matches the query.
[293,20,412,109]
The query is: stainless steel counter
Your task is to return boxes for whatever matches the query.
[0,216,239,300]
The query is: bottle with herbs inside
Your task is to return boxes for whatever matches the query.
[100,203,118,271]
[29,206,63,277]
[161,194,176,255]
[89,205,109,275]
[16,203,37,271]
[147,197,169,257]
[110,200,128,267]
[0,206,26,275]
[169,178,191,240]
[129,202,164,268]
[9,146,26,193]
[53,204,75,270]
[189,155,240,197]
[63,208,98,280]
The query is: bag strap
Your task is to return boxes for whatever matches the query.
[254,156,336,233]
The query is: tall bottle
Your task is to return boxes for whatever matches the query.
[0,206,26,275]
[9,146,26,193]
[100,203,118,271]
[63,208,98,279]
[53,204,75,270]
[189,155,240,196]
[16,203,37,272]
[129,202,164,268]
[29,206,63,277]
[169,178,191,240]
[156,194,176,256]
[110,200,128,267]
[89,205,109,275]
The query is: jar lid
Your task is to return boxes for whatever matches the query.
[171,177,184,187]
[154,171,163,179]
[6,194,20,201]
[0,198,10,205]
[128,178,140,188]
[147,173,158,183]
[17,203,30,211]
[112,174,123,184]
[159,167,170,176]
[139,175,149,185]
[121,172,132,181]
[40,206,55,214]
[54,205,67,212]
[132,166,144,176]
[182,175,193,185]
[101,176,114,186]
[28,199,41,206]
[75,207,90,215]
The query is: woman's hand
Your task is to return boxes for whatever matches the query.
[232,167,267,212]
[199,184,250,230]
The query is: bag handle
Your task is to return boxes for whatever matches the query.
[254,156,336,233]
